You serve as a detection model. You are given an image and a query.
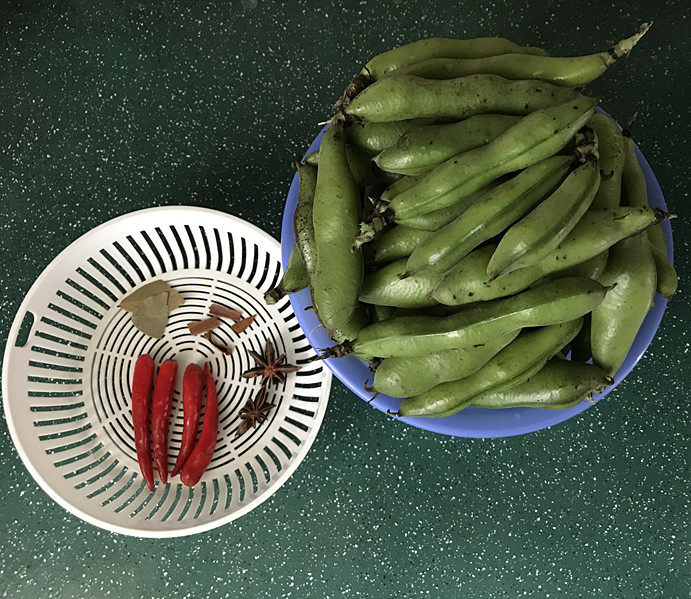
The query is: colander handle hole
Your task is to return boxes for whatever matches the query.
[14,311,35,348]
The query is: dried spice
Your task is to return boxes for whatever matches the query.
[209,303,243,322]
[242,340,301,385]
[131,293,170,338]
[234,385,276,437]
[231,314,256,334]
[203,331,233,355]
[119,280,184,313]
[120,280,185,338]
[167,290,185,312]
[187,316,220,336]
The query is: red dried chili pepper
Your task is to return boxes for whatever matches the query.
[170,363,204,478]
[132,354,155,492]
[151,359,178,485]
[180,363,219,487]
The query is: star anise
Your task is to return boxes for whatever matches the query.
[235,385,276,437]
[242,340,301,385]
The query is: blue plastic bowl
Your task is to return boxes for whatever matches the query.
[281,124,673,438]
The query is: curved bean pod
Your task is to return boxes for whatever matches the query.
[588,113,626,209]
[332,304,371,343]
[432,207,668,306]
[264,163,316,304]
[392,305,461,318]
[559,252,608,280]
[398,320,583,417]
[324,277,608,359]
[487,160,600,279]
[368,304,396,323]
[390,25,649,86]
[344,74,576,123]
[359,258,442,308]
[264,246,308,304]
[384,97,597,219]
[367,225,432,265]
[362,37,547,80]
[591,235,656,376]
[396,184,496,231]
[375,114,520,175]
[648,241,678,300]
[405,156,570,276]
[374,330,520,398]
[621,135,677,298]
[291,162,318,277]
[470,359,612,410]
[345,118,440,153]
[311,123,364,332]
[304,144,393,188]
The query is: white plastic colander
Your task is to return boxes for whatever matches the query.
[2,207,331,537]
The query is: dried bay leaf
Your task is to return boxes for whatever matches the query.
[131,292,170,338]
[119,280,184,313]
[168,289,185,312]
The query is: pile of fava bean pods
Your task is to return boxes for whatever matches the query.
[265,24,679,419]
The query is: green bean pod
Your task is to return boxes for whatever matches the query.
[264,246,308,304]
[359,259,442,309]
[392,305,461,318]
[374,330,520,398]
[396,185,494,231]
[367,225,432,265]
[381,174,420,198]
[368,304,396,323]
[344,74,577,123]
[405,156,570,276]
[362,37,547,80]
[265,162,318,304]
[332,304,371,343]
[621,135,677,298]
[384,97,597,219]
[390,25,650,86]
[375,114,521,175]
[487,160,600,279]
[648,241,678,300]
[323,277,608,359]
[292,162,318,279]
[559,252,608,280]
[398,320,583,417]
[588,113,626,209]
[311,123,364,332]
[345,118,440,153]
[431,206,669,306]
[470,359,613,410]
[304,144,392,188]
[591,235,656,376]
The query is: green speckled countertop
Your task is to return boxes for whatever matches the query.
[0,1,688,597]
